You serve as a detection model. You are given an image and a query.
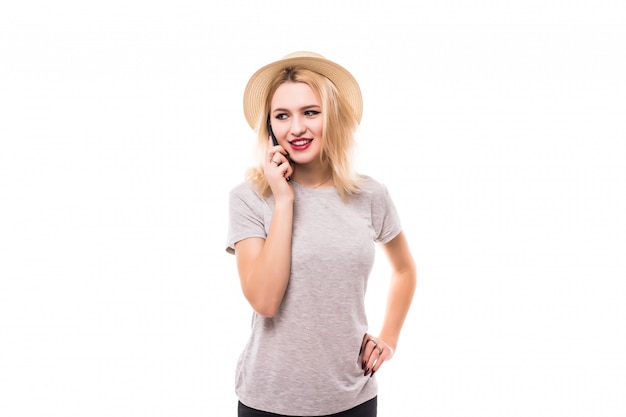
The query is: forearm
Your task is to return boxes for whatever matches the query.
[378,267,417,351]
[242,200,293,316]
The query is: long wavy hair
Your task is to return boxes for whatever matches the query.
[245,67,362,201]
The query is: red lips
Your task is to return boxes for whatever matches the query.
[289,138,313,151]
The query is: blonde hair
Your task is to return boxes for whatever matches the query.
[245,67,362,200]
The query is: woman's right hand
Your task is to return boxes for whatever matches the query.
[265,138,294,202]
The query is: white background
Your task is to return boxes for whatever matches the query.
[1,1,625,416]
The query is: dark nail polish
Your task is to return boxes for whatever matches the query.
[364,368,370,377]
[370,370,376,377]
[362,361,366,370]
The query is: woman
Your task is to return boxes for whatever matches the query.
[226,51,417,417]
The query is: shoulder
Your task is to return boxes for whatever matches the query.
[230,181,263,200]
[355,174,390,197]
[229,181,270,209]
[343,174,394,207]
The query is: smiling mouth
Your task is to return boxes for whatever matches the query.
[290,139,313,146]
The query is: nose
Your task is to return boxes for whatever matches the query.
[290,115,306,136]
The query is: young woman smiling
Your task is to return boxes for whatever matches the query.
[226,52,417,417]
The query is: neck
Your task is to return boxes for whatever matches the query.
[292,168,333,189]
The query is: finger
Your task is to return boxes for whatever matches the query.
[267,144,278,160]
[369,344,387,375]
[265,159,292,183]
[359,333,371,356]
[359,333,375,356]
[358,336,368,365]
[363,341,380,376]
[276,162,292,182]
[283,161,293,180]
[268,150,288,165]
[361,338,378,373]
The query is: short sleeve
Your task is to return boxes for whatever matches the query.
[372,184,402,244]
[226,183,268,254]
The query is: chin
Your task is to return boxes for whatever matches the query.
[291,157,316,166]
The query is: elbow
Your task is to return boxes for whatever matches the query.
[396,264,417,292]
[240,271,288,318]
[409,267,418,290]
[247,295,282,318]
[255,306,279,318]
[252,302,280,318]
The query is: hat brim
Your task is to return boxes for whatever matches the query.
[243,52,363,130]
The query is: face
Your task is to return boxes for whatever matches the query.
[269,82,324,166]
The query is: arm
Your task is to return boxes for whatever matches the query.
[233,139,295,318]
[234,199,293,317]
[360,231,417,376]
[378,231,417,351]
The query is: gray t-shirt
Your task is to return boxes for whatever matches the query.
[226,175,401,416]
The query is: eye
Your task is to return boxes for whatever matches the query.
[304,110,320,117]
[274,113,288,120]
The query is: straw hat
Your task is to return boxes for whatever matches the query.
[243,51,363,130]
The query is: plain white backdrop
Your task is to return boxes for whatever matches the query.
[1,1,624,416]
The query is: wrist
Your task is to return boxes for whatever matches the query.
[378,333,398,352]
[274,197,294,207]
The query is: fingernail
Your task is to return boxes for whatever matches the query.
[361,361,365,369]
[364,368,370,377]
[370,370,376,377]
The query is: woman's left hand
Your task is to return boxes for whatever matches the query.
[358,333,394,377]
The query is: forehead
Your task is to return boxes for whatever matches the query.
[271,82,321,109]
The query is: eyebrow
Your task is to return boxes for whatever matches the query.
[272,105,321,113]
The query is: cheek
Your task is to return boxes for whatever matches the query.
[274,125,289,139]
[313,120,324,137]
